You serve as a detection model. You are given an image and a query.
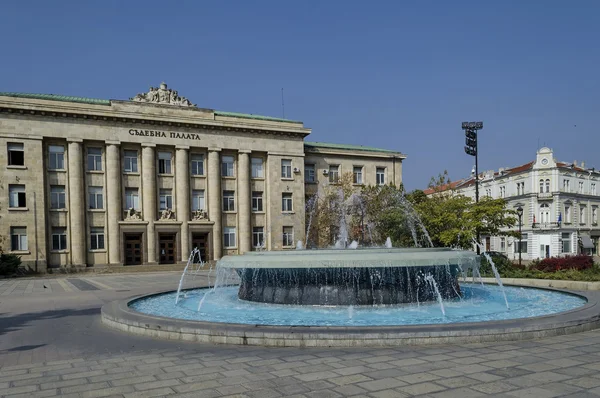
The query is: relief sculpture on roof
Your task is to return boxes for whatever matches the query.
[131,82,196,107]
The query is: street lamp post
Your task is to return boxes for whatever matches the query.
[516,206,523,266]
[462,121,483,253]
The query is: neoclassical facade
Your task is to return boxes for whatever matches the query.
[0,84,405,271]
[425,147,600,260]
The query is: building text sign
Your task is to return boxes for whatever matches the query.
[128,129,201,141]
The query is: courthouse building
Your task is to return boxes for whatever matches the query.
[0,83,405,271]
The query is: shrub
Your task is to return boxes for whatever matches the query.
[0,253,22,275]
[530,254,593,273]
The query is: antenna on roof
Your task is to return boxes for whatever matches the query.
[281,88,285,119]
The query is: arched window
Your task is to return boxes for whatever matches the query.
[540,203,550,223]
[539,179,544,193]
[545,179,550,193]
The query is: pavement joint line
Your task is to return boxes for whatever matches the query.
[81,278,113,290]
[55,278,74,292]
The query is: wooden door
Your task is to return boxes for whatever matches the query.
[192,233,208,262]
[124,234,142,265]
[159,234,177,264]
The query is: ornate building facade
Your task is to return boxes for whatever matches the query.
[0,84,405,271]
[425,147,600,260]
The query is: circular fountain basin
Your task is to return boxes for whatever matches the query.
[219,248,479,305]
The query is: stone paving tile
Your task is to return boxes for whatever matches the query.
[397,381,446,395]
[505,386,564,397]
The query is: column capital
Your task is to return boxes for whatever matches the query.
[105,140,121,145]
[176,145,190,150]
[208,147,222,153]
[67,138,83,143]
[141,143,157,148]
[238,150,252,154]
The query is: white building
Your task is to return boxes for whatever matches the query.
[426,148,599,260]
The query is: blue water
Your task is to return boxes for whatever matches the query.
[129,284,586,327]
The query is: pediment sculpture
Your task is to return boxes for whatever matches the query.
[125,208,141,221]
[192,209,208,221]
[160,208,175,220]
[131,82,196,107]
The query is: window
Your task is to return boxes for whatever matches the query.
[191,153,204,176]
[10,227,27,251]
[48,145,65,170]
[88,186,104,209]
[223,190,235,211]
[592,183,597,195]
[376,167,386,185]
[500,237,506,252]
[252,226,264,248]
[252,191,263,212]
[87,147,102,171]
[124,150,138,173]
[564,205,571,223]
[159,189,173,210]
[8,184,26,208]
[223,227,236,248]
[158,152,172,174]
[593,207,598,224]
[517,233,528,254]
[125,188,140,210]
[282,193,293,212]
[281,159,292,179]
[579,181,584,194]
[561,232,571,253]
[353,166,363,184]
[283,226,294,247]
[222,155,234,177]
[192,190,205,211]
[8,143,24,166]
[545,179,550,193]
[50,186,66,209]
[539,203,550,223]
[539,179,544,193]
[90,227,105,250]
[329,165,340,183]
[304,164,315,183]
[52,228,67,251]
[485,188,492,197]
[580,206,586,224]
[499,186,506,198]
[516,181,525,195]
[563,179,571,192]
[251,157,263,178]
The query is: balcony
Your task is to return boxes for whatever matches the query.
[532,222,560,230]
[537,192,553,200]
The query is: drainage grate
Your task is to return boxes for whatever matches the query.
[67,279,99,291]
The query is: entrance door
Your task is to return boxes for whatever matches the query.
[192,233,208,263]
[124,234,143,265]
[485,237,491,252]
[159,234,177,264]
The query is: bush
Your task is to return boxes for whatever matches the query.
[0,253,22,275]
[530,254,593,273]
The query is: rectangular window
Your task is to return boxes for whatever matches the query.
[281,159,292,179]
[87,147,102,171]
[192,190,205,211]
[353,166,363,184]
[10,227,27,251]
[52,227,67,251]
[191,153,204,176]
[579,181,584,193]
[158,151,172,174]
[282,193,293,212]
[283,226,294,247]
[251,157,263,178]
[8,184,26,208]
[48,145,65,170]
[252,226,264,248]
[376,167,386,185]
[580,206,586,224]
[222,155,234,177]
[124,150,138,173]
[252,191,263,212]
[50,185,66,209]
[499,186,506,198]
[561,232,571,253]
[159,189,173,210]
[563,179,570,192]
[565,205,571,223]
[592,183,597,196]
[8,143,24,166]
[223,190,235,211]
[304,164,315,183]
[125,188,140,210]
[517,233,528,254]
[88,186,104,209]
[329,165,340,183]
[500,237,506,252]
[593,207,598,224]
[223,227,236,248]
[90,227,105,250]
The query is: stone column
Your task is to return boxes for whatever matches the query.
[68,139,86,266]
[238,150,251,253]
[208,148,222,260]
[105,141,122,265]
[142,144,157,264]
[176,146,190,260]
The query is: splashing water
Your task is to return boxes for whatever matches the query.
[473,239,509,310]
[425,273,445,316]
[385,237,393,248]
[175,248,201,305]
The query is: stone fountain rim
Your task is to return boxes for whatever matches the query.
[101,285,600,347]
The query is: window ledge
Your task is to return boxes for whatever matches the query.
[87,170,104,174]
[191,175,206,178]
[8,207,29,212]
[158,173,174,177]
[88,209,105,212]
[50,250,69,254]
[48,169,67,173]
[251,177,265,181]
[50,209,68,212]
[224,247,238,250]
[223,211,237,214]
[89,249,107,253]
[123,172,140,176]
[9,250,30,255]
[353,183,364,186]
[282,212,295,215]
[7,165,27,170]
[222,176,236,179]
[281,177,294,181]
[305,181,317,184]
[252,211,265,214]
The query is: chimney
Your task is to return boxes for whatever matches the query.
[573,160,578,167]
[581,161,585,168]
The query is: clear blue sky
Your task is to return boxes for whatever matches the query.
[2,0,598,190]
